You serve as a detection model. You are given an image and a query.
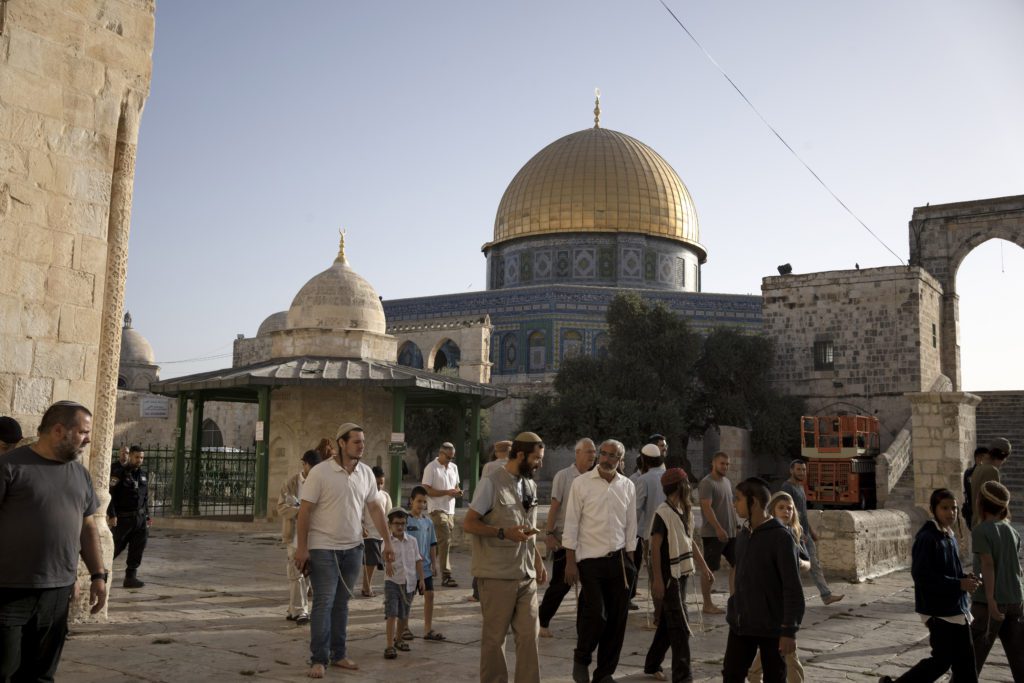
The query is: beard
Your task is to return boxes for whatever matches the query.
[55,438,82,463]
[517,460,536,479]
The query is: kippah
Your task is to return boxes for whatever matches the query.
[980,480,1011,508]
[514,431,543,443]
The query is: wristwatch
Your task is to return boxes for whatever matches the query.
[90,571,109,583]
[496,527,505,540]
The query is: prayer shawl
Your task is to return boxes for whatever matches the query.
[654,502,695,578]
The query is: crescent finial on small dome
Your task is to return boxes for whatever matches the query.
[336,228,349,265]
[593,88,601,129]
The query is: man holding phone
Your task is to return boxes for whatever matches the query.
[463,432,548,683]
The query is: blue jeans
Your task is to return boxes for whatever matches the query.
[308,547,363,665]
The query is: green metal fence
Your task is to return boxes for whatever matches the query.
[112,444,258,519]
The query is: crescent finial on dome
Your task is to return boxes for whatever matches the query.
[336,228,349,265]
[593,88,601,129]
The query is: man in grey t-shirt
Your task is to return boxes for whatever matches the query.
[698,451,738,614]
[782,459,844,605]
[0,401,108,681]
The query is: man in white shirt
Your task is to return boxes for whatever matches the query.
[276,449,320,624]
[421,442,462,587]
[635,442,667,600]
[563,439,637,683]
[481,439,512,478]
[539,437,596,637]
[294,423,393,678]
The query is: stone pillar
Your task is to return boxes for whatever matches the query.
[77,92,147,620]
[907,391,981,509]
[940,292,961,391]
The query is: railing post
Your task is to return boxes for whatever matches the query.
[189,396,205,516]
[254,386,271,519]
[172,396,188,515]
[389,388,406,506]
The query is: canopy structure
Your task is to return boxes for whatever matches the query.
[150,357,506,517]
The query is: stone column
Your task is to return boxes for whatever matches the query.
[76,91,147,621]
[907,391,980,508]
[940,292,961,391]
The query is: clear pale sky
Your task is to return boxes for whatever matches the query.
[127,1,1024,389]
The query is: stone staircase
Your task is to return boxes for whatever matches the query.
[884,458,917,509]
[974,391,1024,518]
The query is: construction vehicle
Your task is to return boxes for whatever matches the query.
[799,415,880,509]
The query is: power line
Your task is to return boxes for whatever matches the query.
[155,352,233,365]
[656,0,906,266]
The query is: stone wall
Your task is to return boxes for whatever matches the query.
[907,391,980,508]
[388,315,492,383]
[975,390,1024,518]
[113,391,256,449]
[268,385,393,520]
[811,507,927,581]
[0,0,154,618]
[762,266,943,449]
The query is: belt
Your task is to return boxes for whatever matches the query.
[581,548,625,561]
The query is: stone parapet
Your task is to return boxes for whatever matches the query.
[811,507,928,582]
[907,391,981,508]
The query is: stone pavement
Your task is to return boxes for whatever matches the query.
[61,528,1016,682]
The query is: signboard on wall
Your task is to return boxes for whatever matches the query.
[140,396,170,418]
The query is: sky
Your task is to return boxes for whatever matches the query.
[127,1,1024,389]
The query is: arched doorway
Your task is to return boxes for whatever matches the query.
[954,239,1024,390]
[432,339,461,376]
[398,341,424,369]
[910,195,1024,389]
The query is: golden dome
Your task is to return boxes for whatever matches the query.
[490,127,702,255]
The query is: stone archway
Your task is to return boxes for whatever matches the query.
[909,195,1024,389]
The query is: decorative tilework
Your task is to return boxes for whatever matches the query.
[598,247,615,278]
[505,254,520,286]
[658,253,676,285]
[556,250,570,278]
[573,248,596,278]
[535,250,553,279]
[520,251,532,283]
[644,251,656,281]
[620,248,642,279]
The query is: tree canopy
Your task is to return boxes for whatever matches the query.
[520,292,804,466]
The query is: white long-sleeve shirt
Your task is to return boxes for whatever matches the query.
[561,467,637,561]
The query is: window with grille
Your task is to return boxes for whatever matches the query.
[813,340,834,370]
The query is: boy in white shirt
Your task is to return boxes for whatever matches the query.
[383,508,425,660]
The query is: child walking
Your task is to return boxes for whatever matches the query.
[407,486,446,641]
[967,480,1024,679]
[722,477,805,683]
[747,492,809,683]
[362,466,393,597]
[879,488,979,683]
[643,468,713,682]
[382,508,425,660]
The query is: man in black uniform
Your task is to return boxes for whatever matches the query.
[107,445,150,588]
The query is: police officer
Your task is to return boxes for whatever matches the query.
[107,445,150,588]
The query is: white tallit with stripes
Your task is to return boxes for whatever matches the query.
[653,501,695,579]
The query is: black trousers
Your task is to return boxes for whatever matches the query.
[644,576,692,682]
[896,617,976,683]
[539,549,570,628]
[628,539,643,599]
[968,601,1024,680]
[113,513,148,570]
[722,630,786,682]
[575,551,635,683]
[0,585,73,683]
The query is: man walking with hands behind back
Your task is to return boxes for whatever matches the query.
[782,459,844,606]
[563,439,637,683]
[0,401,108,681]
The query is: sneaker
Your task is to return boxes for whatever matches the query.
[123,574,145,589]
[628,601,640,611]
[572,661,589,683]
[295,613,310,624]
[823,594,845,606]
[539,626,553,638]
